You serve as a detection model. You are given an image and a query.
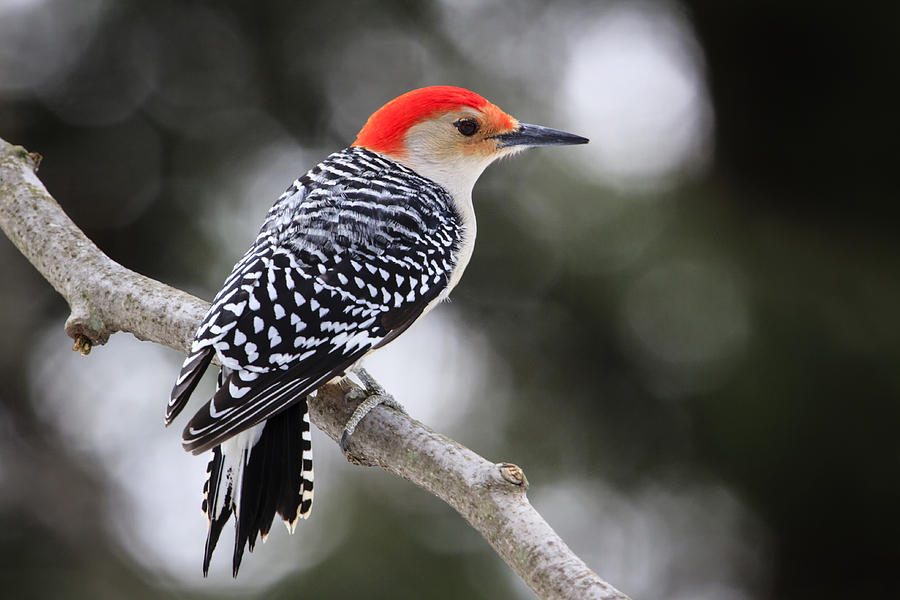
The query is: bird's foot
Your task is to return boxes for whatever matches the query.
[341,368,406,451]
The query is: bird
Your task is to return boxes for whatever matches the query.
[165,85,588,577]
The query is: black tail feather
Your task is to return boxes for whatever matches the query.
[202,446,232,576]
[198,396,313,577]
[232,401,305,575]
[218,400,310,577]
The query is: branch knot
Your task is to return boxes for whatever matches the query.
[498,462,529,489]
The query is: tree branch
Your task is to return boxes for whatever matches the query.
[0,137,630,600]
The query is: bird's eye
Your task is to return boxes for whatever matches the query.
[454,118,479,137]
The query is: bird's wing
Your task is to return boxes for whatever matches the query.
[181,238,453,454]
[178,155,462,453]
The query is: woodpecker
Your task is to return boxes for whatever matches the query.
[166,86,588,576]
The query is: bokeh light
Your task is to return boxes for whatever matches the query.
[563,2,712,190]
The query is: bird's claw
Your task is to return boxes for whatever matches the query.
[341,369,406,452]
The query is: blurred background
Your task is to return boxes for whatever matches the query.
[1,0,898,598]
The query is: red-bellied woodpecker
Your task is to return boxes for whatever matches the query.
[166,86,588,576]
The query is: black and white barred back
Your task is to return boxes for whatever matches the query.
[166,147,464,575]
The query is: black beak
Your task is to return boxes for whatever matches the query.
[493,123,589,148]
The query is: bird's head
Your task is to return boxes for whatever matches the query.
[352,86,588,201]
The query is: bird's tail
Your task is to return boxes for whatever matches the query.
[201,397,314,577]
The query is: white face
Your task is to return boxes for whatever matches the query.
[397,108,523,204]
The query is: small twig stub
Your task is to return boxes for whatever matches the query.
[72,334,92,356]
